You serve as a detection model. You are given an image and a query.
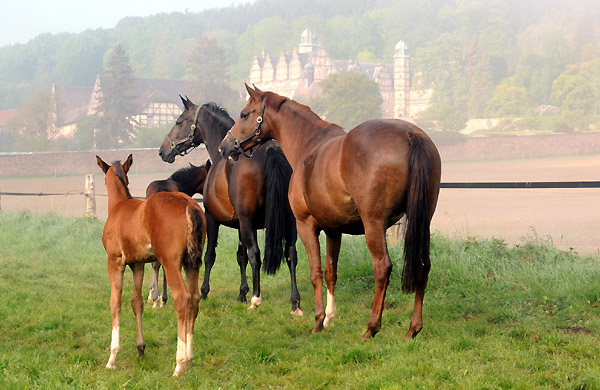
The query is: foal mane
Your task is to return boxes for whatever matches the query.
[111,161,132,199]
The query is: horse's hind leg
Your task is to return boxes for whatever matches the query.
[162,261,193,377]
[130,263,146,356]
[323,232,341,327]
[106,256,125,369]
[236,235,249,302]
[362,224,393,340]
[183,264,201,362]
[404,276,428,340]
[285,219,302,315]
[200,214,219,300]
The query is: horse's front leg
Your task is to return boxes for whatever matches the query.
[106,256,125,369]
[323,232,341,327]
[200,214,219,300]
[296,218,324,333]
[130,263,146,356]
[239,219,261,309]
[236,232,249,302]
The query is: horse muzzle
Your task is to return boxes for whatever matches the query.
[218,139,240,161]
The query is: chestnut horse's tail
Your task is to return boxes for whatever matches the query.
[185,205,206,271]
[263,146,293,275]
[401,132,434,294]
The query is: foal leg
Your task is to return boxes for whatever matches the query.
[297,219,324,333]
[239,219,261,309]
[130,263,146,356]
[236,234,250,302]
[200,215,219,300]
[162,261,192,377]
[323,233,341,327]
[284,220,302,316]
[183,265,201,362]
[106,257,125,369]
[362,224,393,340]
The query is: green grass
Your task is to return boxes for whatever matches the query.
[1,211,600,389]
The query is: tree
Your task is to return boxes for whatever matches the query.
[5,91,55,152]
[95,45,137,149]
[309,72,382,130]
[186,35,236,105]
[486,78,528,117]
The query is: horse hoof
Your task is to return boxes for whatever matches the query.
[290,308,303,316]
[361,329,375,341]
[105,363,117,370]
[403,327,422,341]
[323,317,334,327]
[248,295,262,310]
[152,301,159,309]
[237,295,247,303]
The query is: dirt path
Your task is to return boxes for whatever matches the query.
[1,154,598,254]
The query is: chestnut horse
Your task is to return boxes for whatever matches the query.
[97,154,206,376]
[145,160,211,308]
[159,99,301,314]
[220,85,441,340]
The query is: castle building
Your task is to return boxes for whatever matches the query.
[248,28,431,121]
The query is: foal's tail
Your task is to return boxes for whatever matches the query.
[185,205,206,271]
[401,132,436,294]
[263,146,293,275]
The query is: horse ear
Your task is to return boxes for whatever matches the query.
[96,156,110,173]
[181,95,194,110]
[123,154,133,173]
[245,83,260,101]
[252,84,262,93]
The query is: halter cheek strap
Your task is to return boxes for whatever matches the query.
[227,101,266,158]
[165,105,203,156]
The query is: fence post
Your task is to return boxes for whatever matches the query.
[85,174,96,218]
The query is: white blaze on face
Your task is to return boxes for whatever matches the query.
[324,289,336,327]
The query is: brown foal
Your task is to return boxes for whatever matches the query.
[97,154,206,376]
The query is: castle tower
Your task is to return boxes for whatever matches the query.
[393,40,410,119]
[298,28,318,54]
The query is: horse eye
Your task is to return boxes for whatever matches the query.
[176,121,183,126]
[240,112,249,120]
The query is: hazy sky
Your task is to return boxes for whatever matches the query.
[0,0,253,48]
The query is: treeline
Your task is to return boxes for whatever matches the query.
[1,0,599,131]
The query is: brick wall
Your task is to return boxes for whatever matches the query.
[0,147,210,177]
[1,132,599,177]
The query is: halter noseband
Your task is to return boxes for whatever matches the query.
[166,105,203,156]
[224,101,266,158]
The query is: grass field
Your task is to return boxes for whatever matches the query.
[1,211,600,389]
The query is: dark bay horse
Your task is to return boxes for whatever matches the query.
[145,161,211,308]
[158,98,301,315]
[97,154,206,376]
[220,85,441,340]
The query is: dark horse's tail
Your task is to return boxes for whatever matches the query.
[263,146,293,275]
[401,132,435,294]
[185,205,206,271]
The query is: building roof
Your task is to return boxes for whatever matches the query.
[0,108,19,127]
[53,85,94,125]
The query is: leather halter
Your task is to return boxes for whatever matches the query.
[223,101,266,158]
[165,105,202,156]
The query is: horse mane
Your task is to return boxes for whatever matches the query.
[263,91,344,134]
[200,102,235,129]
[111,161,132,198]
[168,164,207,195]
